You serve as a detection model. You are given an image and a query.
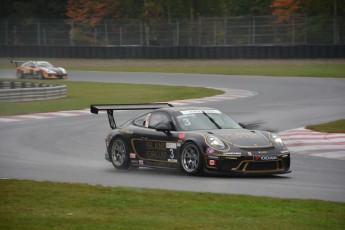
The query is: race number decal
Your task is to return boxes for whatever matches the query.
[166,142,178,163]
[183,118,191,126]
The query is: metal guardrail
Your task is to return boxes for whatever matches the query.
[0,81,67,102]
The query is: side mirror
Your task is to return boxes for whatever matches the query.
[238,122,246,129]
[155,122,172,135]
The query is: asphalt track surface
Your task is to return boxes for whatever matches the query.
[1,70,345,202]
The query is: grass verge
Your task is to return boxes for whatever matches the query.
[0,79,222,116]
[1,58,345,78]
[1,179,344,230]
[306,119,345,133]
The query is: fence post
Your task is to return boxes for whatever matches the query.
[333,0,338,44]
[292,16,295,44]
[119,27,123,46]
[175,19,179,46]
[198,17,202,46]
[224,17,227,45]
[140,21,143,46]
[104,20,108,45]
[214,20,217,45]
[273,16,277,43]
[144,22,150,46]
[43,28,46,45]
[304,15,308,44]
[247,18,251,45]
[94,27,98,45]
[70,22,74,46]
[14,25,17,45]
[252,17,256,45]
[4,19,8,45]
[37,19,41,45]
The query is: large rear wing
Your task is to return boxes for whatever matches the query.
[90,103,173,129]
[10,60,28,67]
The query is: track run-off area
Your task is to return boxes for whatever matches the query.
[1,93,344,161]
[0,69,344,202]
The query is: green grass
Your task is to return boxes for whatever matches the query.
[0,79,222,116]
[1,58,344,78]
[1,179,344,230]
[66,64,345,78]
[306,119,345,133]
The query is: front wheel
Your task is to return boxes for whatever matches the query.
[37,71,44,79]
[109,137,131,170]
[180,142,203,175]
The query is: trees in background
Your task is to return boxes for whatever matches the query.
[271,0,345,43]
[2,0,343,45]
[0,0,67,19]
[271,0,345,17]
[3,0,343,22]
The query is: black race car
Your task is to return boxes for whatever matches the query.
[91,103,291,176]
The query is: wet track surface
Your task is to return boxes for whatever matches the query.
[1,70,345,202]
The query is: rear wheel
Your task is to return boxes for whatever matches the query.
[109,137,131,170]
[16,70,23,79]
[180,142,203,175]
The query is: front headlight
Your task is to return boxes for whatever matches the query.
[206,135,225,150]
[59,67,66,74]
[271,133,285,147]
[43,68,56,74]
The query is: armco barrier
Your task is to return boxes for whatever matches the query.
[0,45,344,59]
[0,81,67,102]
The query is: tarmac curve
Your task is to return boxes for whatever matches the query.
[0,70,345,202]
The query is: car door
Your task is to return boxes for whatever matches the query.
[28,62,36,75]
[132,111,180,167]
[21,62,32,76]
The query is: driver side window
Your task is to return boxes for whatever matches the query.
[133,113,148,127]
[28,62,36,68]
[148,112,174,130]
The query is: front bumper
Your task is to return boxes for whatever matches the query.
[205,154,291,175]
[43,73,67,79]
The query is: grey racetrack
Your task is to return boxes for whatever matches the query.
[1,69,345,202]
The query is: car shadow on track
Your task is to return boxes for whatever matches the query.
[104,167,291,179]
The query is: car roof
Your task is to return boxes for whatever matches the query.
[22,61,50,64]
[157,106,218,113]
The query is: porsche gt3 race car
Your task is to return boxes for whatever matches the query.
[11,60,67,79]
[91,103,291,176]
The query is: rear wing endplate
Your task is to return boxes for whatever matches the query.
[90,103,173,129]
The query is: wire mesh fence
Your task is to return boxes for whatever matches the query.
[0,15,344,46]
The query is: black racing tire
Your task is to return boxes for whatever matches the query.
[16,70,23,79]
[180,142,203,176]
[37,71,44,79]
[109,137,131,170]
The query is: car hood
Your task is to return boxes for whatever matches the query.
[43,67,62,72]
[208,129,273,148]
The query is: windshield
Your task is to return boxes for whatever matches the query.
[175,109,242,131]
[37,62,53,67]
